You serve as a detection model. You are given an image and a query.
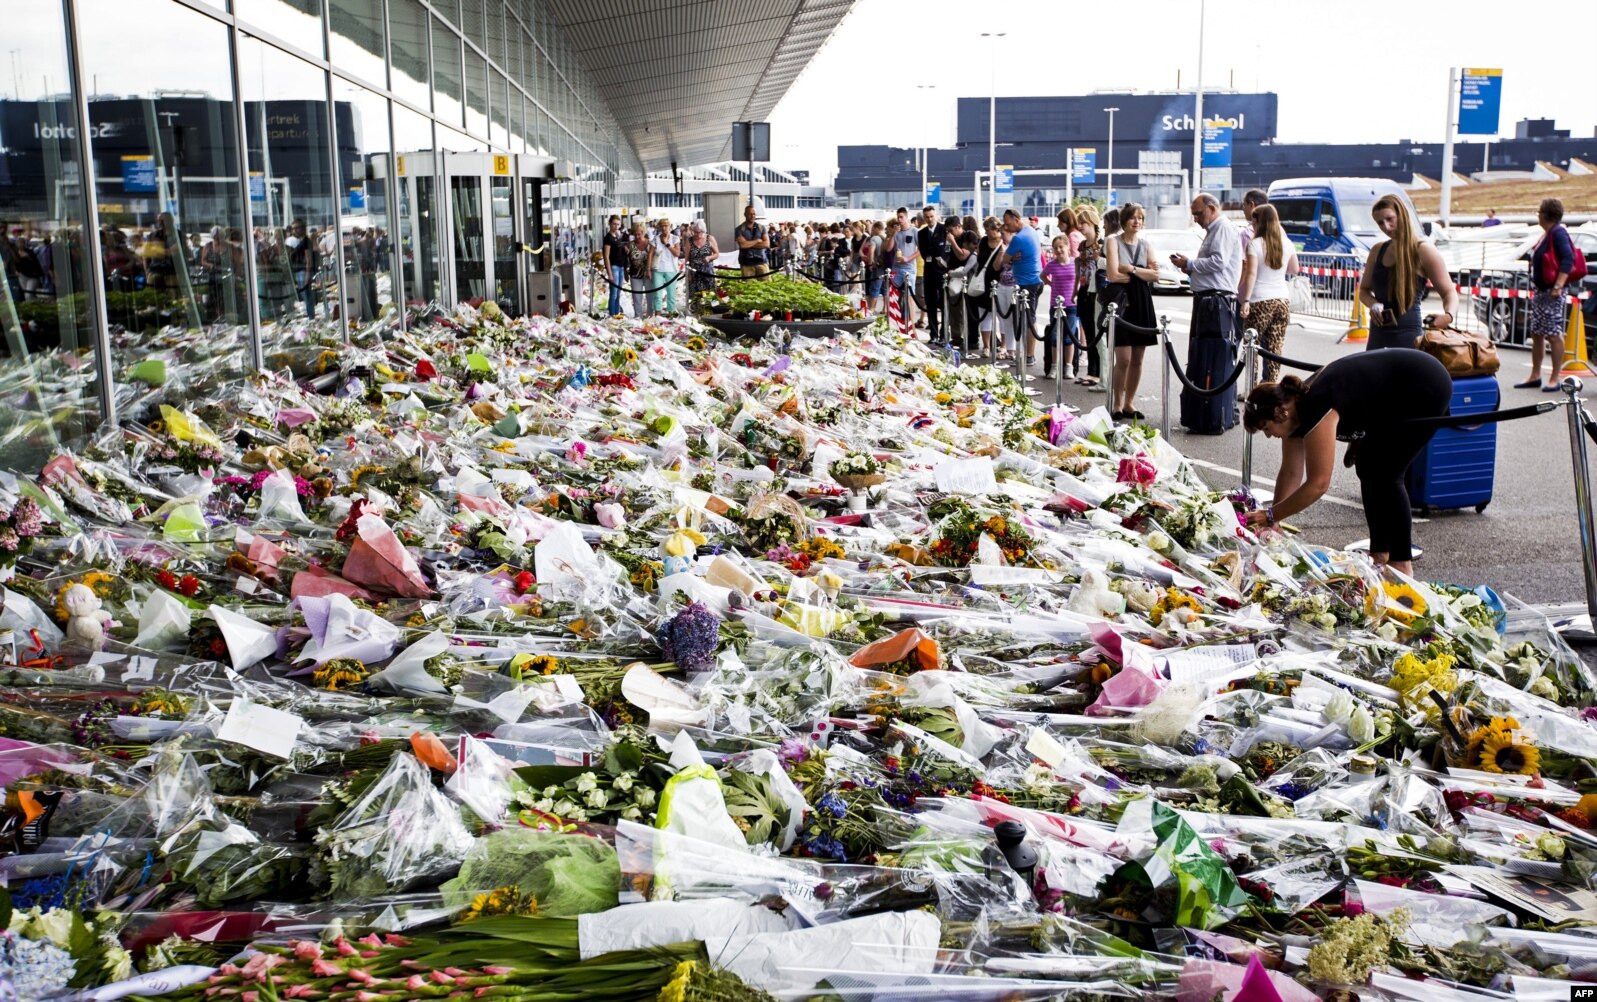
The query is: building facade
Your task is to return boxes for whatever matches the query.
[0,0,649,463]
[836,92,1597,217]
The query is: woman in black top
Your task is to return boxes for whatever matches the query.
[1241,350,1452,575]
[965,217,1005,356]
[1356,194,1457,351]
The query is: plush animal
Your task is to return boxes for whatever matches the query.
[63,583,114,649]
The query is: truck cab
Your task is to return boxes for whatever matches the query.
[1266,177,1418,257]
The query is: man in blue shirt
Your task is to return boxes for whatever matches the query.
[1002,209,1043,366]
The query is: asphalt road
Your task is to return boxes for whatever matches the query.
[999,293,1590,609]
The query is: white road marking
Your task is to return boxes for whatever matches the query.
[1184,457,1365,510]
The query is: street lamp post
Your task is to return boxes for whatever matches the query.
[981,33,1005,216]
[1104,106,1119,207]
[1192,0,1206,193]
[916,83,936,206]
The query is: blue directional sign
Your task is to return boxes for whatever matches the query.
[994,166,1014,193]
[1458,68,1502,135]
[1201,121,1233,168]
[925,182,940,205]
[1107,191,1118,208]
[1070,148,1097,184]
[121,155,156,194]
[249,172,267,202]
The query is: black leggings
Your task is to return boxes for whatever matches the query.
[1078,289,1099,378]
[1351,375,1452,561]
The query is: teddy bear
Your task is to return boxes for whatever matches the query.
[63,584,114,649]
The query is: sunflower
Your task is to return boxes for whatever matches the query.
[313,658,370,691]
[1366,581,1428,626]
[1479,727,1540,776]
[54,571,118,622]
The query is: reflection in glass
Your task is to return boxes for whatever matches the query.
[333,79,396,329]
[234,0,325,57]
[0,0,102,462]
[490,175,515,312]
[391,106,438,305]
[79,0,251,421]
[450,176,485,303]
[328,0,387,88]
[489,71,509,151]
[464,49,488,140]
[239,35,339,348]
[387,0,431,111]
[431,16,463,129]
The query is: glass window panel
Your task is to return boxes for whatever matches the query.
[331,78,395,330]
[461,0,486,57]
[234,0,326,58]
[0,0,102,459]
[388,0,431,111]
[390,105,438,305]
[328,0,386,88]
[431,16,463,128]
[449,175,484,302]
[489,72,509,150]
[238,36,338,347]
[430,0,461,30]
[464,49,488,140]
[78,0,251,409]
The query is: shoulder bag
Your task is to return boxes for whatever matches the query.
[1416,326,1501,378]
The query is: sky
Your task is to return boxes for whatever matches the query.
[766,0,1597,183]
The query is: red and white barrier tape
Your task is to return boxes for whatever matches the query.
[1457,286,1590,302]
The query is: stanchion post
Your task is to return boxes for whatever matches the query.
[1013,288,1029,386]
[1159,315,1172,441]
[1053,310,1065,406]
[1240,327,1259,491]
[1562,378,1597,622]
[1104,303,1119,416]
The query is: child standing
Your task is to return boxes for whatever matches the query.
[1041,236,1081,379]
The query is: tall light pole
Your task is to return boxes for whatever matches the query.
[981,33,1005,215]
[1192,0,1206,193]
[916,83,936,206]
[1104,107,1119,207]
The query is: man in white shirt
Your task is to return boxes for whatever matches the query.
[1170,193,1243,340]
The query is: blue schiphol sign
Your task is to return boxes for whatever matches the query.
[1070,148,1096,183]
[994,166,1014,193]
[925,182,940,204]
[1458,68,1502,135]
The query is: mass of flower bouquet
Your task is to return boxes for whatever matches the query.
[0,302,1592,1002]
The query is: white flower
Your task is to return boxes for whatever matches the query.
[1323,691,1355,725]
[585,788,610,809]
[1376,621,1401,642]
[1535,833,1567,860]
[621,805,643,821]
[1317,613,1338,631]
[613,771,636,792]
[1146,531,1172,553]
[552,799,580,817]
[1347,705,1376,744]
[636,787,657,808]
[573,772,599,793]
[1527,675,1559,702]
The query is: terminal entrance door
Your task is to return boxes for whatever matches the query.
[391,151,555,314]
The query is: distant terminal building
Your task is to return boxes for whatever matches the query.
[834,92,1597,218]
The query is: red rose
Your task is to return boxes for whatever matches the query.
[415,358,438,381]
[513,571,536,594]
[156,569,178,591]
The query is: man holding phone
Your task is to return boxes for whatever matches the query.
[1170,193,1242,341]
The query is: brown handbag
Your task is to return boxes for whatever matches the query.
[1416,326,1501,378]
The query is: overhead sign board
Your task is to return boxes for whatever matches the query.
[1070,148,1096,184]
[1458,68,1502,136]
[994,165,1013,193]
[731,121,771,162]
[121,154,156,193]
[925,182,940,205]
[1201,120,1233,168]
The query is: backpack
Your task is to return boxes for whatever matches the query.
[1537,227,1588,289]
[859,238,875,269]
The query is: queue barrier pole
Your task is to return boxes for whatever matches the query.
[1053,309,1065,407]
[1563,378,1597,624]
[1158,315,1172,442]
[1239,328,1260,492]
[1012,288,1030,388]
[1104,303,1119,419]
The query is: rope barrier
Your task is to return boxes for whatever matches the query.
[1255,346,1324,373]
[1398,400,1559,431]
[592,269,683,295]
[1584,410,1597,450]
[1161,338,1249,397]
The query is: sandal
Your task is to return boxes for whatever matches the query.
[1513,378,1542,389]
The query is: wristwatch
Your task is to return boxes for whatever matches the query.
[1266,506,1277,526]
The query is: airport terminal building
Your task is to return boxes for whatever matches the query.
[835,92,1597,216]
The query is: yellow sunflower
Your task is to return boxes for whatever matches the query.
[1366,581,1428,626]
[54,571,118,622]
[1479,727,1540,776]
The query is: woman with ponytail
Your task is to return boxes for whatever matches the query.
[1355,194,1458,350]
[1241,350,1452,576]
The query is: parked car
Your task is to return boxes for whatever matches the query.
[1141,227,1203,293]
[1465,225,1597,343]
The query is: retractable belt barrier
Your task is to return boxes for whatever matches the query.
[1160,336,1249,397]
[592,268,683,295]
[1255,346,1323,373]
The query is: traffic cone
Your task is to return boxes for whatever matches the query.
[1341,300,1369,343]
[1559,297,1594,377]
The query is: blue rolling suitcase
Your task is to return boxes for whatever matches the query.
[1405,374,1498,514]
[1179,336,1239,434]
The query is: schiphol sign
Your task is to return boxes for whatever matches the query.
[1161,112,1246,133]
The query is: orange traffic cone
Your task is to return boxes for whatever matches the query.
[1559,297,1594,377]
[1341,300,1369,343]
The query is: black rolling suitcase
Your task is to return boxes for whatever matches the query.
[1179,336,1238,434]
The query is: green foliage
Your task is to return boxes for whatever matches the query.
[701,274,850,319]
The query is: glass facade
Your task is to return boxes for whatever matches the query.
[0,0,640,453]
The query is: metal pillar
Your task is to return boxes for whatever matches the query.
[1564,379,1597,622]
[1103,302,1119,417]
[1052,310,1065,406]
[1240,328,1259,490]
[1011,287,1029,387]
[61,0,115,427]
[1158,315,1172,440]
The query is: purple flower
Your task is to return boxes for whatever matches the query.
[9,497,42,537]
[656,600,721,671]
[778,738,809,765]
[1581,707,1597,723]
[817,792,847,818]
[0,527,17,552]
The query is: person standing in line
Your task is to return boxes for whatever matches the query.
[965,217,1004,356]
[734,204,770,279]
[1236,189,1268,297]
[918,205,952,343]
[862,221,884,314]
[1355,194,1457,351]
[602,215,629,316]
[890,207,920,329]
[649,218,683,315]
[626,222,653,317]
[1170,192,1243,338]
[1001,208,1044,368]
[1041,235,1079,379]
[1242,350,1453,577]
[686,223,718,307]
[1103,203,1159,419]
[1518,197,1580,390]
[943,215,971,349]
[285,218,319,319]
[1074,207,1103,387]
[1239,204,1298,383]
